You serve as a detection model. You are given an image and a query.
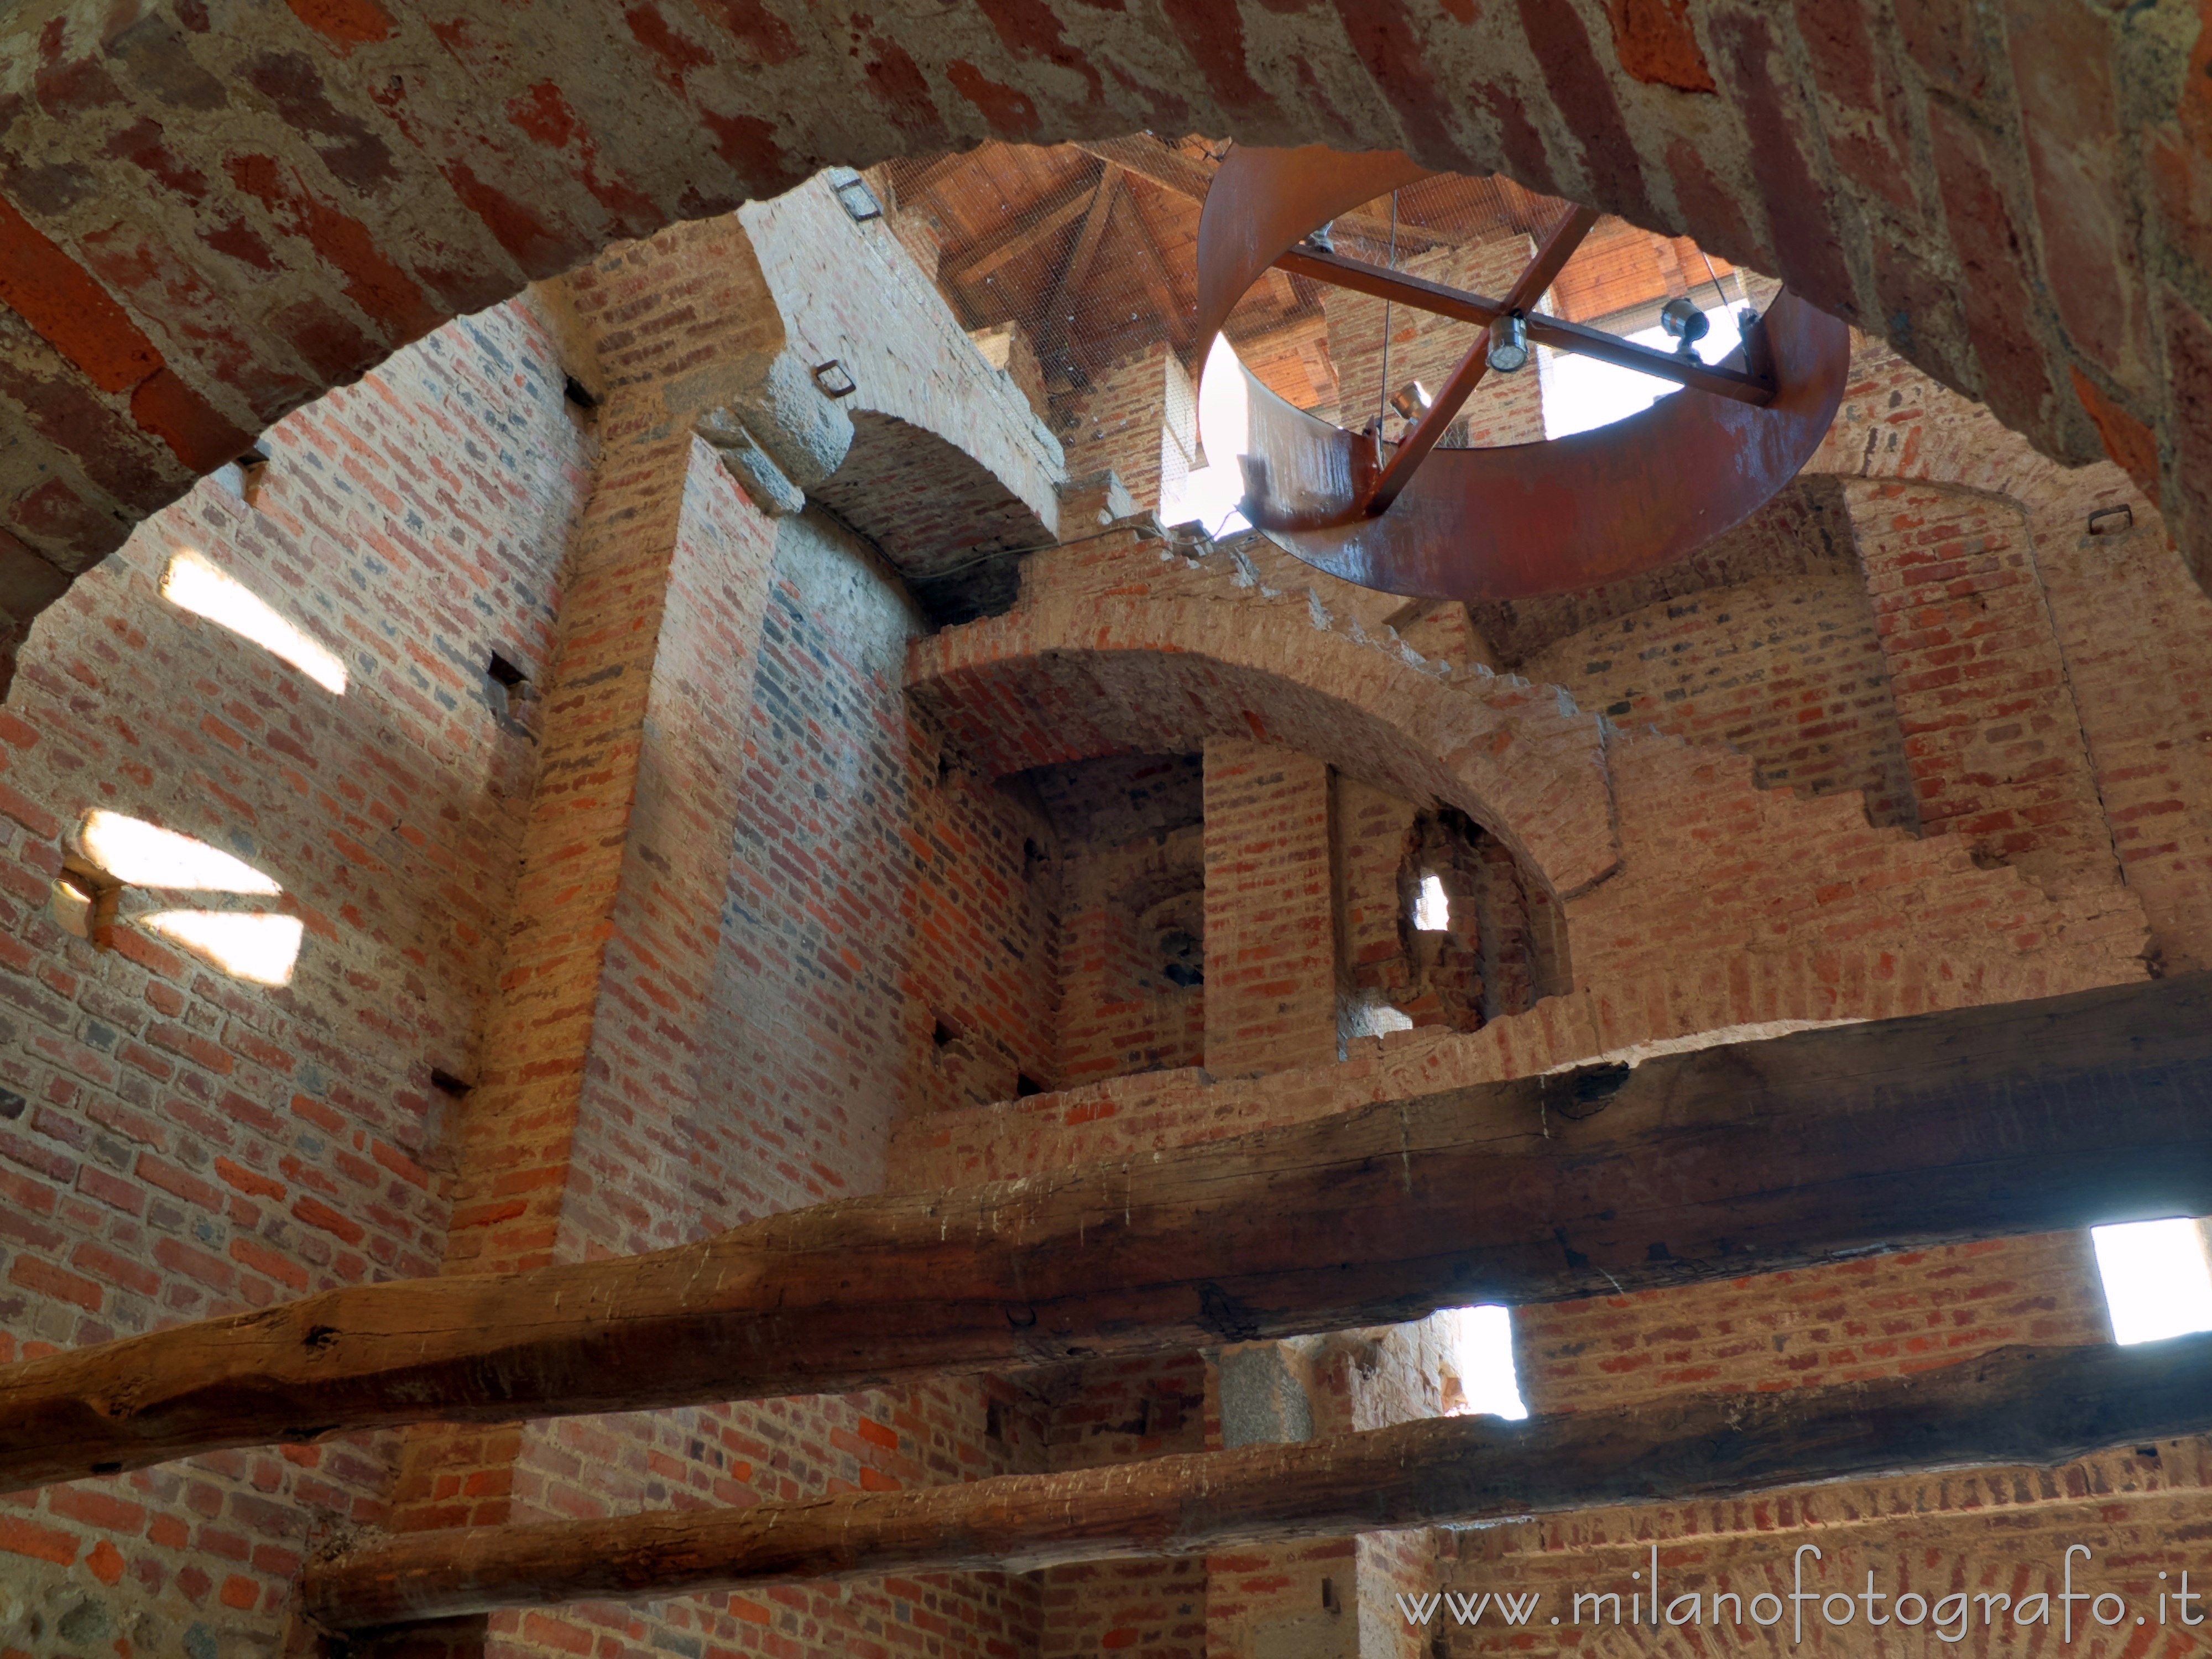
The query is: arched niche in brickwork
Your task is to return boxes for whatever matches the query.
[2,1,2205,683]
[907,535,1619,899]
[810,412,1052,625]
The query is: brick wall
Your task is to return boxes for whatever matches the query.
[1053,823,1205,1089]
[0,294,591,1652]
[1428,1438,2212,1658]
[2029,493,2212,973]
[1525,572,1918,830]
[1056,344,1187,519]
[1202,742,1337,1078]
[1425,1231,2195,1659]
[1845,479,2122,898]
[1517,1232,2108,1413]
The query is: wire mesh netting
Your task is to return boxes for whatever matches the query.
[874,133,1760,490]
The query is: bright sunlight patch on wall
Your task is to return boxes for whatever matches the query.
[163,549,346,693]
[2091,1218,2212,1345]
[71,812,301,986]
[1439,1305,1528,1420]
[142,912,304,987]
[77,811,279,894]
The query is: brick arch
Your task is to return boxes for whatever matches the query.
[899,720,2151,1187]
[811,410,1052,622]
[1,1,2205,676]
[910,532,1620,899]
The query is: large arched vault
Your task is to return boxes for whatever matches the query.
[0,0,2206,666]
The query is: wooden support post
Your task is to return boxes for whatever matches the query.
[301,1335,2212,1627]
[4,976,2210,1493]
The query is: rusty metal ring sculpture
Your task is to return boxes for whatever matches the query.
[1192,145,1853,603]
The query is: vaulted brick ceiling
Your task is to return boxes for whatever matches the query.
[2,0,2206,665]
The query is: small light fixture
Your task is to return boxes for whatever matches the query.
[825,167,882,223]
[1486,311,1530,375]
[1390,380,1432,421]
[2088,504,2133,537]
[1306,221,1336,253]
[812,359,857,399]
[1660,295,1710,357]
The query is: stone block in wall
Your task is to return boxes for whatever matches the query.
[972,319,1052,424]
[1058,467,1141,535]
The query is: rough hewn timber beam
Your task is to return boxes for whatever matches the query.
[1070,134,1450,251]
[304,1335,2212,1627]
[4,976,2210,1495]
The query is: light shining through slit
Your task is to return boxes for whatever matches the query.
[163,549,346,693]
[1441,1305,1527,1420]
[141,912,303,987]
[2092,1218,2212,1345]
[77,811,279,894]
[1415,873,1451,930]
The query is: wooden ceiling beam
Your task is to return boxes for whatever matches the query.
[1071,134,1215,202]
[900,148,989,202]
[1039,163,1121,365]
[304,1335,2212,1626]
[1119,190,1186,348]
[1071,134,1449,252]
[5,975,2210,1494]
[943,189,1092,287]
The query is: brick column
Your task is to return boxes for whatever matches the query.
[374,399,779,1653]
[1199,745,1359,1650]
[1844,479,2124,899]
[1201,740,1338,1077]
[2024,487,2212,973]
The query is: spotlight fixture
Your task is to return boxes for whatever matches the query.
[1486,311,1530,374]
[825,167,883,222]
[1660,295,1711,357]
[1390,380,1432,420]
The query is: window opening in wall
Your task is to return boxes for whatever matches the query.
[1159,925,1203,988]
[1015,1073,1046,1097]
[430,1068,474,1098]
[50,860,120,950]
[1437,1304,1527,1420]
[1413,871,1452,931]
[1161,335,1253,536]
[486,650,530,717]
[162,549,347,693]
[932,1018,957,1048]
[211,445,271,506]
[562,375,600,412]
[2091,1218,2212,1345]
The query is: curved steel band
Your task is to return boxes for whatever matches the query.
[1192,145,1853,604]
